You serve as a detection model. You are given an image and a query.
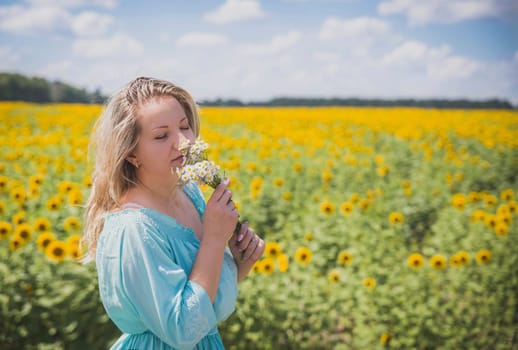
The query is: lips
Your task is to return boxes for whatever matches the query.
[172,155,185,166]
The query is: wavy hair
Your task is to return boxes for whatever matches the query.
[82,77,200,263]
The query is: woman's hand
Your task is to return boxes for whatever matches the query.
[228,221,264,281]
[203,178,239,243]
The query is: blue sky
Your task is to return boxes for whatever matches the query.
[1,0,517,103]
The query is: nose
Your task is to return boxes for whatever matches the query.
[176,132,190,151]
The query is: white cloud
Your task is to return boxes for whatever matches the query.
[0,46,19,70]
[39,60,74,78]
[382,40,447,65]
[243,31,302,55]
[0,3,115,36]
[382,40,480,80]
[73,34,143,58]
[0,4,71,34]
[378,0,516,25]
[319,16,390,41]
[28,0,119,9]
[71,11,114,37]
[176,32,229,47]
[427,56,480,80]
[204,0,266,24]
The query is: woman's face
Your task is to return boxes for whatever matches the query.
[130,96,195,183]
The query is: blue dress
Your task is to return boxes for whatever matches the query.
[96,182,238,350]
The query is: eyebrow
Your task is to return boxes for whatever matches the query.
[151,118,188,131]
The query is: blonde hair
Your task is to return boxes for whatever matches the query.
[82,77,200,263]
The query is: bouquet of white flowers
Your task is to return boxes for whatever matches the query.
[175,138,242,232]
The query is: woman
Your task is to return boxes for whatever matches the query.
[83,77,264,349]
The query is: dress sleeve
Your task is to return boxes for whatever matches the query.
[119,214,217,350]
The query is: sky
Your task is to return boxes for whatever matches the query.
[1,0,517,104]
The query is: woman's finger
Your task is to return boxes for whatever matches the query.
[243,236,263,261]
[238,227,254,252]
[211,178,230,202]
[236,221,249,242]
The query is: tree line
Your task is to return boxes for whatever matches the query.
[0,72,106,104]
[199,97,515,109]
[0,72,515,109]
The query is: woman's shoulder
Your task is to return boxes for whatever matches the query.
[103,208,162,240]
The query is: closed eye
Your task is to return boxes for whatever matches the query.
[155,134,168,140]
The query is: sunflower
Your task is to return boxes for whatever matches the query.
[475,250,492,264]
[401,180,411,189]
[303,232,314,241]
[508,200,517,213]
[339,202,353,216]
[407,253,424,269]
[493,223,508,237]
[9,235,24,251]
[46,197,62,211]
[57,181,74,194]
[258,258,275,274]
[500,188,514,201]
[0,175,8,191]
[63,216,81,233]
[67,190,83,206]
[276,254,289,272]
[497,212,512,226]
[320,200,336,216]
[328,269,341,283]
[12,211,26,225]
[389,212,404,225]
[471,209,485,222]
[250,177,263,192]
[29,174,44,187]
[293,162,303,173]
[66,235,83,260]
[374,154,385,165]
[349,193,360,204]
[264,242,282,258]
[468,192,481,203]
[37,232,56,252]
[484,214,497,229]
[282,192,293,201]
[83,175,92,188]
[34,217,51,233]
[358,199,371,211]
[363,277,376,290]
[376,165,390,177]
[322,170,333,182]
[450,254,462,267]
[273,177,284,187]
[430,255,447,270]
[252,261,261,273]
[294,247,312,265]
[0,221,13,239]
[451,193,466,210]
[11,187,26,204]
[497,204,510,215]
[246,162,258,172]
[45,240,67,263]
[483,194,497,208]
[380,332,391,345]
[337,250,353,266]
[456,251,470,266]
[15,223,33,243]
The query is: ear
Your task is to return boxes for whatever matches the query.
[126,154,137,165]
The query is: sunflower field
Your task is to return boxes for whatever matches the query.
[0,102,517,349]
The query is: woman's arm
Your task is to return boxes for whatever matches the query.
[190,178,238,301]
